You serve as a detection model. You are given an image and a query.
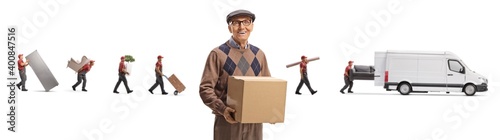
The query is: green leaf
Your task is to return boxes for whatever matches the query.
[124,55,135,62]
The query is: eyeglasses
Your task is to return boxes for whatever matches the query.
[230,20,252,27]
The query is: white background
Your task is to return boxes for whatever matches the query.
[1,0,500,140]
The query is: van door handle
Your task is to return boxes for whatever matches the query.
[448,74,453,76]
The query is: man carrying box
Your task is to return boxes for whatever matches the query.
[199,9,271,140]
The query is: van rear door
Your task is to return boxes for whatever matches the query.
[374,52,386,86]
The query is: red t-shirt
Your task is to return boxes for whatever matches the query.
[18,59,25,71]
[81,64,91,73]
[156,61,162,73]
[119,61,125,73]
[344,66,351,77]
[300,62,307,74]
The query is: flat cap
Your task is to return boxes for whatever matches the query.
[226,9,255,24]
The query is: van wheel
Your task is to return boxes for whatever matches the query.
[398,83,412,95]
[464,84,476,96]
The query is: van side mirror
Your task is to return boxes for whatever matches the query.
[459,68,465,74]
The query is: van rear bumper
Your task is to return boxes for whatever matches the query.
[477,83,488,92]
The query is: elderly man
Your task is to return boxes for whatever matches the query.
[199,9,271,140]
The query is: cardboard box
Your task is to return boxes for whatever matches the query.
[227,76,287,123]
[166,74,185,93]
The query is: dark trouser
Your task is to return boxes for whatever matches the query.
[296,73,314,94]
[73,73,87,89]
[340,76,353,92]
[149,75,165,92]
[214,115,262,140]
[17,69,27,89]
[114,73,131,92]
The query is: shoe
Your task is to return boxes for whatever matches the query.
[340,91,345,94]
[82,89,87,92]
[113,91,119,94]
[348,91,353,93]
[127,90,133,94]
[72,86,76,91]
[22,89,28,91]
[16,84,21,90]
[149,89,154,94]
[162,92,168,95]
[295,92,302,95]
[312,90,317,95]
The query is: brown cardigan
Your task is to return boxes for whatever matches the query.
[199,41,271,116]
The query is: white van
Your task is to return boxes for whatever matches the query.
[373,50,488,96]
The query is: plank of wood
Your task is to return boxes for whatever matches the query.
[286,57,320,68]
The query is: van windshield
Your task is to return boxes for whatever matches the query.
[459,59,471,71]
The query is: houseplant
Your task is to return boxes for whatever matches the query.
[124,55,135,75]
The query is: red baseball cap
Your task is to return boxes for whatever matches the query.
[90,60,95,63]
[18,54,23,58]
[348,60,354,63]
[121,56,125,59]
[301,55,307,59]
[158,55,163,59]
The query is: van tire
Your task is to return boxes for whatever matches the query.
[398,82,412,95]
[464,84,476,96]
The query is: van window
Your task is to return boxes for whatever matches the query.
[448,60,464,73]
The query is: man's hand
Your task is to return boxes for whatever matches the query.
[223,107,238,124]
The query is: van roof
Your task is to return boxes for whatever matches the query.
[380,50,455,55]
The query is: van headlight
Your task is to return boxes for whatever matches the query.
[479,77,488,84]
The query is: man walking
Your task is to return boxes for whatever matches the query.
[72,60,94,92]
[149,55,168,95]
[295,55,317,95]
[16,54,29,91]
[199,9,271,140]
[113,56,133,94]
[340,60,354,94]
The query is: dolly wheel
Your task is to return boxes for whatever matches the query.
[174,90,178,96]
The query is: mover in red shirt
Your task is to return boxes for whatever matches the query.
[149,55,168,95]
[113,56,133,94]
[340,61,354,94]
[295,55,317,95]
[72,60,94,92]
[16,54,30,91]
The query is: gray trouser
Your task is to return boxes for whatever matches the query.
[296,73,314,93]
[73,73,87,89]
[114,73,131,91]
[17,69,27,89]
[149,75,165,92]
[341,76,353,92]
[214,115,262,140]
